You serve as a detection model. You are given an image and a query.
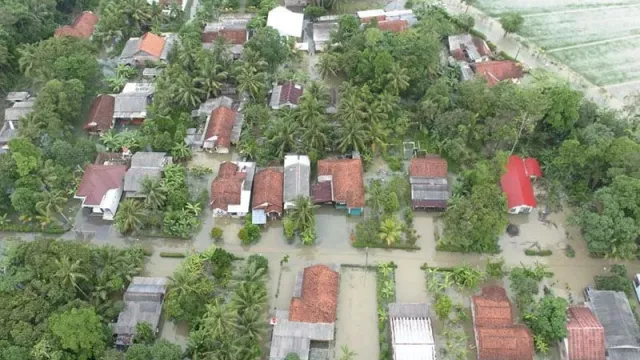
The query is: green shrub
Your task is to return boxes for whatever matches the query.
[238,223,261,245]
[303,5,326,20]
[435,294,453,321]
[142,248,153,257]
[0,222,68,234]
[485,258,507,278]
[247,254,269,271]
[595,265,634,297]
[404,0,413,8]
[159,252,186,258]
[487,41,497,51]
[210,226,224,241]
[384,155,403,172]
[524,249,553,256]
[565,245,576,258]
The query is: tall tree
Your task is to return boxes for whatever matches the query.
[140,177,166,211]
[114,199,146,234]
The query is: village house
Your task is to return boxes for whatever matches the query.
[4,93,36,127]
[54,11,99,39]
[269,264,340,360]
[270,81,304,109]
[501,155,542,214]
[267,7,304,39]
[210,161,255,217]
[409,156,450,211]
[251,168,284,225]
[124,152,172,198]
[472,60,524,86]
[357,9,386,23]
[560,306,605,360]
[202,104,243,153]
[120,32,176,65]
[84,94,116,135]
[113,277,168,347]
[312,22,338,52]
[312,157,365,216]
[448,34,491,63]
[377,19,409,33]
[75,164,128,220]
[388,303,437,360]
[384,9,417,25]
[471,286,534,360]
[202,15,251,59]
[586,289,640,360]
[113,82,154,124]
[283,155,310,210]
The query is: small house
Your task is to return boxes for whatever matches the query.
[4,98,36,126]
[560,306,605,360]
[84,94,115,135]
[270,81,304,109]
[384,9,417,25]
[377,19,409,33]
[448,34,491,63]
[202,16,251,59]
[120,32,175,65]
[501,155,541,214]
[312,22,338,52]
[124,152,172,198]
[471,60,524,86]
[251,168,284,224]
[202,105,243,153]
[409,156,450,211]
[357,9,386,23]
[210,161,255,217]
[389,303,437,360]
[75,164,128,220]
[113,277,168,347]
[283,155,310,210]
[269,264,339,360]
[267,7,304,38]
[312,158,365,216]
[54,11,99,39]
[472,286,534,360]
[113,82,154,124]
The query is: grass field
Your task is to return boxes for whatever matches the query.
[476,0,640,92]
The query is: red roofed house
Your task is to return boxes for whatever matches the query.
[202,106,243,153]
[210,161,255,217]
[472,60,524,87]
[54,11,99,39]
[357,9,386,22]
[289,264,339,323]
[75,164,127,221]
[409,156,450,211]
[251,168,284,225]
[472,286,534,360]
[313,158,365,216]
[524,157,542,179]
[561,306,605,360]
[120,32,175,65]
[270,81,304,109]
[84,95,115,135]
[202,22,249,45]
[378,19,409,33]
[501,155,538,214]
[448,33,491,63]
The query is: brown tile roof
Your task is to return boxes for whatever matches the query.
[138,32,166,58]
[279,82,303,105]
[289,265,339,323]
[473,60,524,87]
[312,182,333,204]
[409,156,448,178]
[54,11,99,39]
[205,106,237,149]
[202,29,248,45]
[210,162,245,210]
[252,168,284,215]
[473,286,534,360]
[566,306,605,360]
[84,95,115,133]
[94,152,129,166]
[317,158,365,208]
[76,164,127,206]
[475,325,534,360]
[378,19,408,32]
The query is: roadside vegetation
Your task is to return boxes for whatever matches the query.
[375,262,396,360]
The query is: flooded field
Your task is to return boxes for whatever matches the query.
[334,268,379,360]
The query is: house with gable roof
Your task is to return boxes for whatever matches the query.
[210,161,255,217]
[270,81,304,109]
[120,32,176,65]
[251,168,284,225]
[409,156,450,211]
[501,155,542,214]
[561,306,605,360]
[54,11,99,39]
[312,157,365,216]
[75,164,128,220]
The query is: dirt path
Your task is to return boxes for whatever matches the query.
[442,0,626,109]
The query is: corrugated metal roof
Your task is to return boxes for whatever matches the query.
[389,303,437,360]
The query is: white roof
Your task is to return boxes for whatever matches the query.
[267,7,304,38]
[100,188,123,221]
[121,82,154,95]
[357,9,385,18]
[390,317,437,360]
[385,9,413,17]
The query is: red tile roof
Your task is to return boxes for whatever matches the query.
[566,306,605,360]
[252,168,284,215]
[473,60,524,86]
[289,265,339,323]
[312,182,333,204]
[409,156,448,178]
[84,95,115,133]
[76,164,127,206]
[378,19,409,32]
[473,286,534,360]
[202,29,248,45]
[451,37,492,61]
[501,155,536,210]
[524,158,542,178]
[361,15,386,23]
[210,162,246,210]
[138,32,166,58]
[317,158,365,208]
[278,82,304,105]
[205,106,237,149]
[54,11,99,39]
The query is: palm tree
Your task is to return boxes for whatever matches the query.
[235,309,267,342]
[379,218,402,246]
[301,116,330,155]
[367,120,388,155]
[203,300,236,339]
[185,203,201,216]
[171,141,193,161]
[36,190,69,224]
[289,196,318,232]
[267,117,299,158]
[54,256,89,298]
[100,130,119,151]
[115,199,146,234]
[338,95,366,124]
[296,95,325,126]
[386,64,410,95]
[230,282,267,315]
[140,177,166,211]
[339,345,357,360]
[336,118,367,153]
[304,81,331,105]
[367,180,385,215]
[317,53,339,79]
[235,64,266,100]
[197,59,228,98]
[174,74,205,109]
[18,43,37,78]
